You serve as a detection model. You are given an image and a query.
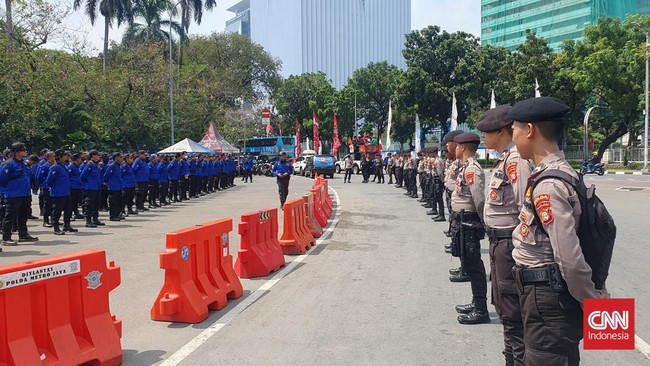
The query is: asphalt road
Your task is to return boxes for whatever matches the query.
[1,173,649,365]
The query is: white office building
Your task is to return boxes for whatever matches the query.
[226,0,410,89]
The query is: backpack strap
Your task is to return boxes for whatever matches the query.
[529,169,581,235]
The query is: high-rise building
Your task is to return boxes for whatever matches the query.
[226,0,410,89]
[481,0,650,51]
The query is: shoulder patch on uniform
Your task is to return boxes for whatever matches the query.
[506,161,518,183]
[534,193,553,226]
[465,171,475,185]
[519,224,529,238]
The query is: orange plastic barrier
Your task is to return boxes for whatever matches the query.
[235,208,286,278]
[279,198,315,254]
[319,184,333,216]
[302,194,323,238]
[311,187,329,228]
[151,218,243,323]
[0,249,122,366]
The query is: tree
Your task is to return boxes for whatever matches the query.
[398,26,479,135]
[73,0,133,71]
[176,0,216,66]
[272,72,337,142]
[122,0,184,46]
[346,61,402,139]
[568,15,649,159]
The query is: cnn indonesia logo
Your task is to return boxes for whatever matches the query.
[584,298,635,350]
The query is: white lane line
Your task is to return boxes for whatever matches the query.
[636,334,650,360]
[159,188,342,366]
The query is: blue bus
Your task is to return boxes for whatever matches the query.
[239,136,296,157]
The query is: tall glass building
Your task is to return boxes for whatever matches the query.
[481,0,650,51]
[226,0,410,89]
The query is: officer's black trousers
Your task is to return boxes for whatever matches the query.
[180,178,189,199]
[189,176,196,197]
[108,190,122,219]
[122,187,135,212]
[169,180,179,201]
[433,180,445,216]
[277,176,290,206]
[2,196,30,240]
[136,182,148,209]
[51,196,73,226]
[70,188,83,215]
[489,237,524,365]
[41,190,52,221]
[100,186,109,210]
[518,283,582,366]
[344,168,352,182]
[244,169,253,183]
[159,182,169,203]
[84,190,100,222]
[148,180,159,206]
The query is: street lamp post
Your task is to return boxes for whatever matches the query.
[583,106,601,161]
[643,32,650,172]
[169,0,183,146]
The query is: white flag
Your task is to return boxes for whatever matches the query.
[385,100,392,151]
[535,78,541,98]
[451,93,458,131]
[490,89,497,109]
[414,114,421,153]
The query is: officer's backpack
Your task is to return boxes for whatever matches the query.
[531,170,616,290]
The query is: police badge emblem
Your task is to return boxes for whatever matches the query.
[85,271,103,290]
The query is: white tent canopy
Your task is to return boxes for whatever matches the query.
[158,138,215,155]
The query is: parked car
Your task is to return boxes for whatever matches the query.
[308,154,336,178]
[293,156,309,175]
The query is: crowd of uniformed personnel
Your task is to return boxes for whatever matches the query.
[0,147,240,250]
[387,97,609,366]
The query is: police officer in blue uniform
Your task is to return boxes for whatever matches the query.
[80,150,105,228]
[179,152,190,200]
[272,152,293,209]
[68,153,84,219]
[121,153,137,215]
[167,153,180,202]
[147,154,161,208]
[1,142,39,245]
[132,150,150,211]
[158,155,170,205]
[37,151,55,228]
[104,152,124,221]
[47,150,78,234]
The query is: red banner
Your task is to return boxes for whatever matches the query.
[295,118,302,157]
[333,113,341,156]
[312,112,320,154]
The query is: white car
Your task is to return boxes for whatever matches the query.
[292,156,309,175]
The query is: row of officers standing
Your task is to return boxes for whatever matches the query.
[393,97,608,366]
[0,148,239,248]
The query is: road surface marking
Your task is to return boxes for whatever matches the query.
[159,187,342,366]
[636,335,650,359]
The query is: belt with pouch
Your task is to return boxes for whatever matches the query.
[516,264,567,293]
[486,227,515,241]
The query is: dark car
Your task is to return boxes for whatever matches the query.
[306,154,335,178]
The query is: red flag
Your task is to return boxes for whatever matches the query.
[333,113,342,156]
[312,112,320,154]
[266,123,272,137]
[295,118,302,156]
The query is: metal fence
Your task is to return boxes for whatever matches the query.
[564,145,647,163]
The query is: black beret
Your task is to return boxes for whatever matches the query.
[54,149,68,158]
[88,150,100,157]
[112,152,122,159]
[441,130,464,146]
[71,153,81,160]
[453,132,481,144]
[477,105,512,132]
[508,97,570,123]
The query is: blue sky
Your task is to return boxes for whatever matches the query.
[55,0,481,53]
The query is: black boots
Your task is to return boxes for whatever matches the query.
[456,299,491,325]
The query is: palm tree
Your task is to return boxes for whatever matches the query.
[176,0,216,65]
[122,0,184,46]
[73,0,133,71]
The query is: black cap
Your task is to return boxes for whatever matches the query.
[88,150,100,157]
[138,150,146,154]
[54,149,68,158]
[477,105,513,132]
[453,132,481,144]
[441,131,464,146]
[10,142,27,153]
[279,151,286,156]
[112,152,122,160]
[71,153,81,160]
[508,97,570,123]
